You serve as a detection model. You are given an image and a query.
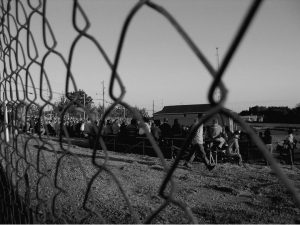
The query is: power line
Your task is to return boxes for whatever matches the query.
[4,81,64,96]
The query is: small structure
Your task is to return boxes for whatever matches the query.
[240,115,264,123]
[153,104,238,131]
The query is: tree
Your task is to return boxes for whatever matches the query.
[249,106,267,115]
[125,106,149,118]
[101,105,149,119]
[239,110,250,116]
[110,105,126,118]
[55,95,70,113]
[54,90,94,117]
[137,107,149,118]
[67,89,93,110]
[95,104,105,117]
[239,105,300,124]
[27,104,40,117]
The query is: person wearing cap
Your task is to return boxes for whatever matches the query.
[183,113,215,171]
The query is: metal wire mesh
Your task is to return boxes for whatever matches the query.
[0,0,299,223]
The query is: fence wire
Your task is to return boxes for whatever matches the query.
[0,0,299,223]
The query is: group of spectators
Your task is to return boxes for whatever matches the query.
[101,117,190,140]
[183,114,243,170]
[23,116,85,138]
[22,115,191,141]
[21,114,298,168]
[259,128,298,164]
[101,115,245,170]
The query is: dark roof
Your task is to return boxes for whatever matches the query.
[154,104,212,115]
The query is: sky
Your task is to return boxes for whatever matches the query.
[3,0,300,115]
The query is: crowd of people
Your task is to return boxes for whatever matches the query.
[20,113,298,169]
[100,115,244,170]
[22,115,190,140]
[260,128,298,165]
[101,117,189,140]
[182,115,243,170]
[23,116,85,138]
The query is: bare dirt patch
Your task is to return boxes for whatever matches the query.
[4,137,300,223]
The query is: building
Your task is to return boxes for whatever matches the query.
[240,115,264,123]
[153,104,238,131]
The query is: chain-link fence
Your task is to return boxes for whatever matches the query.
[0,0,300,223]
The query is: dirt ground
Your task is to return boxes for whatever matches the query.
[11,136,300,224]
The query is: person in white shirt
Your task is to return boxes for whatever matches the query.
[285,129,297,164]
[286,129,297,148]
[184,114,215,171]
[138,117,151,136]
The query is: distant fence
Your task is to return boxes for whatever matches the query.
[1,0,300,223]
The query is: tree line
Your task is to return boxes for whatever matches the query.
[239,104,300,124]
[53,90,149,119]
[0,90,150,120]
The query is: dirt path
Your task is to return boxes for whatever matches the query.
[6,136,300,223]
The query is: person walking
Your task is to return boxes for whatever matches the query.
[183,114,215,171]
[263,128,273,165]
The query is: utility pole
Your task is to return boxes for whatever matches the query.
[83,93,86,120]
[152,100,154,117]
[102,81,105,112]
[46,88,49,109]
[216,47,220,69]
[3,98,9,143]
[216,47,221,102]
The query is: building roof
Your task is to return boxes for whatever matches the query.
[154,104,212,115]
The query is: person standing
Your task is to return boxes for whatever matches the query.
[160,118,172,138]
[126,118,138,145]
[138,117,151,136]
[226,130,243,165]
[184,114,215,171]
[172,118,182,137]
[285,129,297,165]
[151,120,161,141]
[103,119,113,135]
[112,119,120,135]
[263,128,273,153]
[286,129,297,150]
[263,128,273,165]
[126,118,138,137]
